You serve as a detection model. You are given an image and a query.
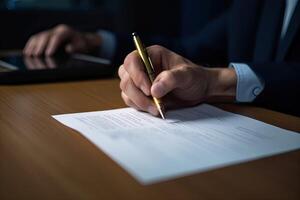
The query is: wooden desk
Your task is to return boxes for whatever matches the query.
[0,79,300,200]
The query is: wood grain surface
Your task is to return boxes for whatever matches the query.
[0,79,299,200]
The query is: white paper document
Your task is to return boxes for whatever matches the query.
[53,104,300,184]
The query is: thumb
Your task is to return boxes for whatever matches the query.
[151,68,185,98]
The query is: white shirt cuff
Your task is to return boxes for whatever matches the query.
[97,30,117,59]
[230,63,265,102]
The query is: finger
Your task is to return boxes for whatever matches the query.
[151,67,187,98]
[45,26,72,56]
[120,72,158,116]
[118,65,125,79]
[123,51,151,96]
[23,36,37,56]
[23,57,35,69]
[121,92,140,111]
[33,33,50,56]
[45,57,57,69]
[45,34,66,56]
[33,57,47,69]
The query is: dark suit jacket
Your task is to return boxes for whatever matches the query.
[116,0,300,116]
[181,0,300,116]
[113,0,232,63]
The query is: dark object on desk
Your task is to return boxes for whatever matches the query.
[0,53,113,84]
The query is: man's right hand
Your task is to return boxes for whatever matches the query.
[23,24,102,56]
[118,45,237,116]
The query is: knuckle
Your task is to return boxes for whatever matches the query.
[123,63,131,74]
[119,81,123,91]
[119,77,130,92]
[28,35,38,43]
[123,51,137,69]
[55,24,70,33]
[118,65,124,78]
[35,32,43,38]
[119,79,125,91]
[148,45,165,53]
[38,31,50,39]
[56,24,68,30]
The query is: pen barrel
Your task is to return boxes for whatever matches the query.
[146,66,156,83]
[153,97,163,108]
[132,33,166,119]
[153,97,165,119]
[146,56,156,83]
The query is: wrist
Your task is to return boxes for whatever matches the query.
[205,67,237,102]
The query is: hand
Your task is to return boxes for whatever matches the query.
[23,24,102,56]
[118,45,237,116]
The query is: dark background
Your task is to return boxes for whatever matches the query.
[0,0,181,49]
[0,0,232,50]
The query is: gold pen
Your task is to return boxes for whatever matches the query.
[132,32,166,119]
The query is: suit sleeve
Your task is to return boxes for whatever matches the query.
[248,62,300,115]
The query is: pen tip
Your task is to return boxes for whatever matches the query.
[132,32,137,36]
[158,108,166,120]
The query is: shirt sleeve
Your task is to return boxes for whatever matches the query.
[230,63,265,102]
[97,30,117,59]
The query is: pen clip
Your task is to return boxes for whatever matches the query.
[148,56,155,71]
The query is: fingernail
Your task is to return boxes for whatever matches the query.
[148,105,158,116]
